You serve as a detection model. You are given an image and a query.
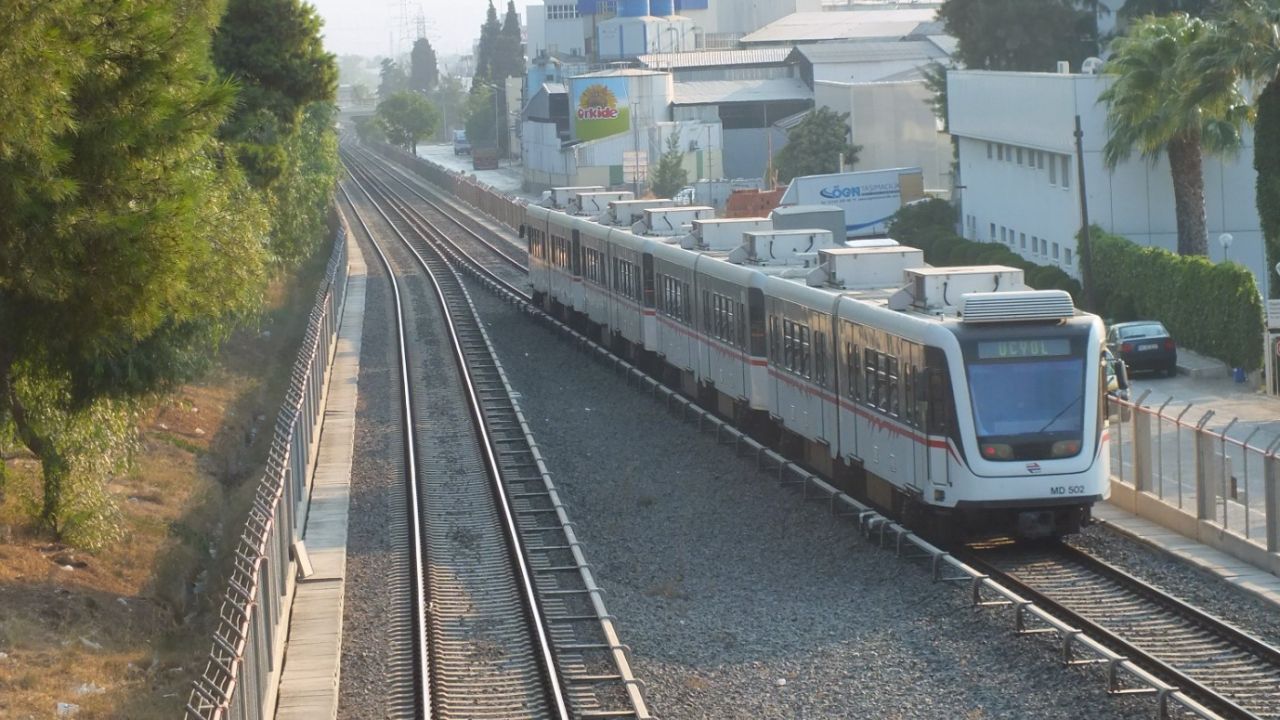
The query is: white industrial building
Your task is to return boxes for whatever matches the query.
[948,69,1268,295]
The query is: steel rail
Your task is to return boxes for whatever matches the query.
[346,145,528,271]
[962,542,1280,720]
[336,180,432,717]
[345,162,573,720]
[342,151,531,300]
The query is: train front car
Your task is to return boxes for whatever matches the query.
[941,291,1109,539]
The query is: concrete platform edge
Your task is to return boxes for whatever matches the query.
[273,226,367,719]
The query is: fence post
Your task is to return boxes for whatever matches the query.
[1267,448,1279,553]
[1133,408,1152,493]
[1195,411,1217,522]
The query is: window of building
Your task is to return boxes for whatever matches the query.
[547,3,579,19]
[1061,155,1071,188]
[1022,235,1029,250]
[1037,151,1045,170]
[1016,147,1024,165]
[996,144,1004,161]
[1049,156,1057,185]
[987,142,993,159]
[989,222,996,241]
[1000,226,1007,243]
[1052,242,1060,259]
[1020,232,1026,249]
[1064,248,1073,265]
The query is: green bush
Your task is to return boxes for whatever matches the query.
[888,199,1082,301]
[1090,228,1265,370]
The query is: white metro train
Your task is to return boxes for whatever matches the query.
[521,194,1110,538]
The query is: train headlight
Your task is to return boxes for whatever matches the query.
[980,442,1013,460]
[1051,440,1081,457]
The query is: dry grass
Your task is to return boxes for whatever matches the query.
[0,248,332,718]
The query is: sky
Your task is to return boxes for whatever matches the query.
[308,0,535,59]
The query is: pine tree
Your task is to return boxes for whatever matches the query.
[475,0,502,82]
[410,37,439,94]
[651,130,689,199]
[0,0,271,541]
[774,108,862,184]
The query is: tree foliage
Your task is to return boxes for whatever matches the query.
[1099,14,1247,257]
[1117,0,1224,20]
[432,74,470,138]
[474,1,503,82]
[774,108,862,184]
[0,0,271,536]
[1188,0,1280,296]
[378,92,440,155]
[410,37,439,94]
[213,0,340,266]
[651,130,689,199]
[466,83,499,147]
[379,58,410,100]
[938,0,1100,72]
[1090,228,1264,369]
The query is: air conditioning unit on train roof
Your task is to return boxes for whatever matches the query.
[684,217,772,251]
[608,198,675,227]
[728,229,837,267]
[807,246,925,290]
[898,266,1027,314]
[550,185,605,209]
[570,190,634,216]
[634,206,716,236]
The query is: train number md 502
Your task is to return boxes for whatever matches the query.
[1049,485,1086,496]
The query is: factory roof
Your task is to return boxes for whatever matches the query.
[671,77,814,106]
[791,39,948,65]
[572,67,667,78]
[635,47,794,71]
[740,9,940,44]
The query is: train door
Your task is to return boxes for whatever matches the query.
[571,229,585,310]
[924,346,953,488]
[641,252,657,350]
[747,287,769,410]
[904,343,927,495]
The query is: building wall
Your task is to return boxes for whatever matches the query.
[812,59,930,84]
[723,127,788,179]
[816,80,952,195]
[948,70,1267,293]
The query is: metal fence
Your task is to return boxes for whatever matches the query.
[185,221,350,719]
[1108,392,1280,572]
[369,143,528,232]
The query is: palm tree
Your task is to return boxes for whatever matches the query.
[1100,13,1248,256]
[1189,0,1280,293]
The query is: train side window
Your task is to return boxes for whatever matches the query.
[769,316,780,364]
[885,355,899,417]
[846,343,860,400]
[703,290,712,332]
[814,331,826,386]
[924,347,952,435]
[864,349,879,408]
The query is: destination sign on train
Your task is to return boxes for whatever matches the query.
[976,338,1071,359]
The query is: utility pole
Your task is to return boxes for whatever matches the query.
[1074,114,1096,313]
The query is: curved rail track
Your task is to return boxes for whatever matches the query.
[347,141,1280,720]
[964,542,1280,720]
[340,148,649,719]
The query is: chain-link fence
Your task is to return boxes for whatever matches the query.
[1108,392,1280,565]
[185,220,350,719]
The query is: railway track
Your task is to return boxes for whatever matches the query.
[964,542,1280,720]
[348,141,1280,720]
[339,154,649,718]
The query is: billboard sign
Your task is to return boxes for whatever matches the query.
[780,167,924,238]
[571,76,631,142]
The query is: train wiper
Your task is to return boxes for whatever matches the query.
[1037,394,1082,433]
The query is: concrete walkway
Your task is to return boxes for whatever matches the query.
[274,231,367,719]
[1095,504,1280,608]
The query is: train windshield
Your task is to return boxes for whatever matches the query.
[962,336,1087,462]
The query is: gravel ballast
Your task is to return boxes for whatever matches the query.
[464,283,1156,720]
[338,206,417,719]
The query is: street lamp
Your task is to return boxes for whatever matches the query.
[1219,232,1234,263]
